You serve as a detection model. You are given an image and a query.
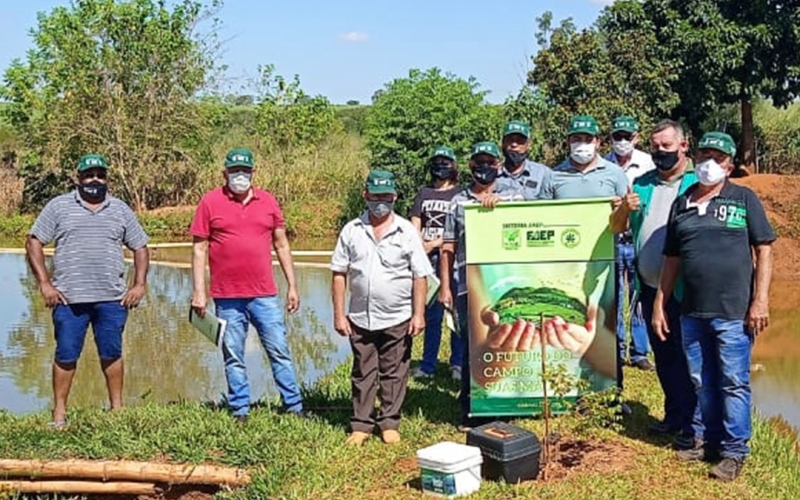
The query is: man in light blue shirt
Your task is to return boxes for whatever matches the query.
[497,120,552,199]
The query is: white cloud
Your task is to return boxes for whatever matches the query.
[339,31,369,43]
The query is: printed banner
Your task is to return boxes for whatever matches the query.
[463,199,618,417]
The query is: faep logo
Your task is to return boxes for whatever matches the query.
[561,228,581,249]
[526,229,555,248]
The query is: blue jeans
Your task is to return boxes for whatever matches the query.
[53,302,128,364]
[640,285,701,437]
[681,316,752,458]
[616,240,649,363]
[215,296,303,416]
[419,254,465,373]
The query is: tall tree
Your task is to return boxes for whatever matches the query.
[603,0,800,170]
[1,0,220,210]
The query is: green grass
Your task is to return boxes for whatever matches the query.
[1,334,799,500]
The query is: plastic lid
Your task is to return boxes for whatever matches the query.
[416,441,483,464]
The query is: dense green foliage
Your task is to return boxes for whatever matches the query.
[364,68,503,213]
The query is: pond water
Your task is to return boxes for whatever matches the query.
[0,251,798,432]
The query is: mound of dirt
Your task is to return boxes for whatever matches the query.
[732,174,800,277]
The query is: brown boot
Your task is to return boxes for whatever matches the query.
[382,429,401,444]
[345,431,371,446]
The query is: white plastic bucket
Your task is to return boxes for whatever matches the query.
[416,441,483,497]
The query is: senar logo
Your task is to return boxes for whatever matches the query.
[561,228,581,249]
[502,228,521,250]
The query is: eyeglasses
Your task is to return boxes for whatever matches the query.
[79,170,107,180]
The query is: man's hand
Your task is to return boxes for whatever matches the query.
[541,305,598,356]
[286,286,300,314]
[408,314,425,336]
[746,299,769,337]
[423,237,444,254]
[651,304,670,341]
[191,290,208,318]
[121,284,146,309]
[438,287,453,310]
[334,313,353,337]
[480,194,501,209]
[40,282,67,308]
[623,186,641,211]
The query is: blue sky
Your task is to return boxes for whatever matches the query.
[0,0,613,104]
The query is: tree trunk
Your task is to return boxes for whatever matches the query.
[0,480,158,495]
[741,99,756,173]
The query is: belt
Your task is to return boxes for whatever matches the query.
[617,230,633,244]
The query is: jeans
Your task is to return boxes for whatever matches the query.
[640,284,701,437]
[53,302,128,364]
[455,294,472,422]
[681,316,752,458]
[616,240,650,364]
[419,254,465,374]
[215,296,303,416]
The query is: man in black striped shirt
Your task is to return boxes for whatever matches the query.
[26,154,149,428]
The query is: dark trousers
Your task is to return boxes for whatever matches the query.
[640,283,699,437]
[349,319,412,433]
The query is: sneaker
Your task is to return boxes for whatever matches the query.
[709,457,745,481]
[648,421,679,435]
[451,365,462,382]
[345,431,371,446]
[632,359,656,371]
[673,432,697,450]
[233,414,249,425]
[413,367,434,380]
[381,429,401,444]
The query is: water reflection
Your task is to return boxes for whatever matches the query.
[0,252,348,414]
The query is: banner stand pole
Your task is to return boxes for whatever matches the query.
[540,312,549,480]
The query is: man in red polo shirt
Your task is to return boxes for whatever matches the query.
[190,148,304,422]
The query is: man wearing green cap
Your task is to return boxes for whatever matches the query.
[331,169,433,446]
[190,148,306,423]
[606,116,655,372]
[498,120,552,200]
[410,146,464,381]
[440,141,524,430]
[26,154,150,427]
[654,131,775,481]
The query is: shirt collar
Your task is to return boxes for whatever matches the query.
[356,211,403,236]
[223,186,260,202]
[500,160,530,178]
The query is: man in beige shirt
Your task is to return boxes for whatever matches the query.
[331,170,433,446]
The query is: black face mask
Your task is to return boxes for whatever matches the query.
[78,181,108,202]
[472,163,498,185]
[431,162,454,181]
[652,150,680,171]
[503,150,528,166]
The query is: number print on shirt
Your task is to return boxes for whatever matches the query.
[714,204,747,229]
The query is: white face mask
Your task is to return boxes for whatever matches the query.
[696,159,727,186]
[570,142,597,165]
[612,139,634,157]
[228,172,252,194]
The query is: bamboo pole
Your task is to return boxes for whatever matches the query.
[540,312,549,481]
[0,480,159,495]
[0,459,251,486]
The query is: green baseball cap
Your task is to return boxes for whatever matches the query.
[431,146,456,162]
[503,120,531,138]
[611,115,639,133]
[77,154,108,172]
[224,148,254,169]
[567,115,600,136]
[698,132,736,157]
[365,169,397,194]
[470,141,501,159]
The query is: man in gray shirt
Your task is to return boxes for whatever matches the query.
[26,154,149,428]
[331,169,432,446]
[498,120,552,199]
[611,119,699,448]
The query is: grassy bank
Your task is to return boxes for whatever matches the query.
[1,336,798,500]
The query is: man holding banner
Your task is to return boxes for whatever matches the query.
[440,141,525,430]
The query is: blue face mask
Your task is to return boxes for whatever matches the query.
[472,163,497,184]
[78,181,108,202]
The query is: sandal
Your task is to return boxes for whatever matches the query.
[47,416,68,430]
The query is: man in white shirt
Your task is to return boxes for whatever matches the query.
[331,169,433,446]
[606,116,655,372]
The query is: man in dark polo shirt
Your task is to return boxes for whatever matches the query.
[26,154,150,428]
[653,132,775,481]
[497,120,551,199]
[190,148,305,422]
